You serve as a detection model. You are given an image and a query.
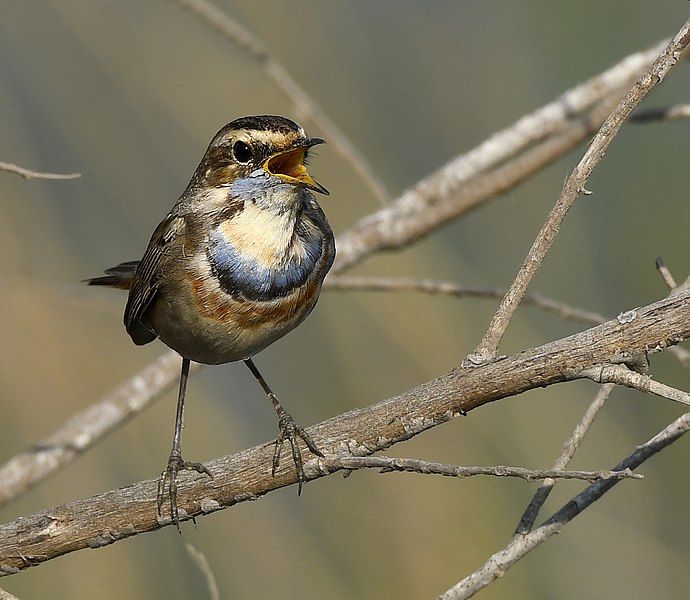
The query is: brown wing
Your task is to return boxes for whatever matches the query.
[124,214,185,345]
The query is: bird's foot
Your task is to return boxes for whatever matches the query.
[272,410,323,495]
[156,450,212,533]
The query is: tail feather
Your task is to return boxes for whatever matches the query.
[84,261,139,290]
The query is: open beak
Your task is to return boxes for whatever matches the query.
[263,138,329,195]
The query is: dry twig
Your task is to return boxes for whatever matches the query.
[471,19,690,361]
[319,455,639,483]
[0,287,688,575]
[185,544,220,600]
[439,411,690,599]
[170,0,390,205]
[656,257,678,290]
[0,161,80,181]
[325,275,607,325]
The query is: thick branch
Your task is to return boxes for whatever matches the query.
[472,19,690,359]
[320,456,640,482]
[0,161,80,181]
[1,288,689,575]
[439,411,690,599]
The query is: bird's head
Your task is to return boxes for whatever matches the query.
[192,115,328,197]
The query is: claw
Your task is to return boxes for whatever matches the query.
[271,412,322,495]
[156,453,212,533]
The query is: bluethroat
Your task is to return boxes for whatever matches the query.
[87,115,335,530]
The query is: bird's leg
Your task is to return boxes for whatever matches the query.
[156,357,212,533]
[244,358,323,495]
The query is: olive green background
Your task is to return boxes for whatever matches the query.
[1,2,688,599]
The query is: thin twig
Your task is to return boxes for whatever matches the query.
[185,544,221,600]
[0,288,688,575]
[581,364,690,407]
[515,384,614,534]
[325,276,608,325]
[319,455,640,483]
[631,104,690,122]
[439,411,690,599]
[333,39,669,273]
[0,352,201,510]
[655,256,678,290]
[170,0,390,205]
[325,275,690,366]
[471,21,690,361]
[0,161,80,181]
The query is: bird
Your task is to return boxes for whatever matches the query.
[86,115,335,531]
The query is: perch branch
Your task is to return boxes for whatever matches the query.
[0,161,80,181]
[170,0,390,205]
[472,19,690,360]
[0,287,689,575]
[439,411,690,599]
[515,384,614,534]
[319,456,639,482]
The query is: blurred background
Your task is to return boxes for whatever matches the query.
[1,1,688,598]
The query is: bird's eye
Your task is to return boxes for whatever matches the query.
[232,141,253,164]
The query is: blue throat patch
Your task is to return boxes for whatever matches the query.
[206,223,322,301]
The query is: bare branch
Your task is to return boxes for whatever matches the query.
[439,411,690,599]
[319,455,640,483]
[170,0,390,205]
[581,364,690,407]
[333,39,669,273]
[185,544,220,600]
[631,104,690,122]
[0,288,688,575]
[516,384,614,534]
[471,19,690,361]
[0,161,80,181]
[0,352,202,510]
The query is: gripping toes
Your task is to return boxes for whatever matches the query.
[272,412,323,495]
[156,453,212,533]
